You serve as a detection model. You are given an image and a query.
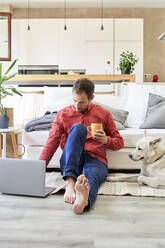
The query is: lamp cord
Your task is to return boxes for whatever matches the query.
[27,0,30,30]
[64,0,67,30]
[101,0,104,30]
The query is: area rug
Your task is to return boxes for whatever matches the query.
[46,172,165,197]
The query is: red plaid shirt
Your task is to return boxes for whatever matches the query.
[39,102,124,166]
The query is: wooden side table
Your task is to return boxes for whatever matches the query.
[0,128,22,158]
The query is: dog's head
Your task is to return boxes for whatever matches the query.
[129,135,162,164]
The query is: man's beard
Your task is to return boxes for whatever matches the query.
[76,108,87,113]
[75,103,90,113]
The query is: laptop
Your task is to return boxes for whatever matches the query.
[0,158,56,197]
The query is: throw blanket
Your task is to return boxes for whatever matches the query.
[25,111,57,132]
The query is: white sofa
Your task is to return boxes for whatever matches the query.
[22,83,165,170]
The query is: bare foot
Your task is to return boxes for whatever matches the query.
[64,177,76,204]
[73,174,90,215]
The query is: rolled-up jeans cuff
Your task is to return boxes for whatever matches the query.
[62,172,77,181]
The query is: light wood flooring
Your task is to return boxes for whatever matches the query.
[0,193,165,248]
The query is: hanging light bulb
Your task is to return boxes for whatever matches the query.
[27,0,30,30]
[64,24,67,30]
[101,0,104,30]
[64,0,67,30]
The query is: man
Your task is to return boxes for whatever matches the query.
[39,78,124,214]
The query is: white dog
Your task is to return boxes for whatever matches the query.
[129,131,165,188]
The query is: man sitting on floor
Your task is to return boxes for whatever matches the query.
[39,78,124,214]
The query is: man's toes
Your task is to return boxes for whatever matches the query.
[82,176,88,185]
[70,196,75,203]
[64,196,69,203]
[84,182,90,190]
[77,174,85,184]
[64,196,74,204]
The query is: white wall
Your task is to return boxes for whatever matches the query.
[2,18,143,82]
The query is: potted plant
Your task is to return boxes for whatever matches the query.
[117,51,139,74]
[0,59,22,129]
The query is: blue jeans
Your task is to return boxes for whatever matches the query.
[60,123,108,210]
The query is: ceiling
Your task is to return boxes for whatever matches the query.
[1,0,165,8]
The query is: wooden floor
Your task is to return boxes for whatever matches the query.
[0,193,165,248]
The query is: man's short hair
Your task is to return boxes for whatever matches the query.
[72,78,95,99]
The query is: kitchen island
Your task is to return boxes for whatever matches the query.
[9,74,135,86]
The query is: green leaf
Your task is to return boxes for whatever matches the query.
[10,87,23,96]
[0,59,22,113]
[0,88,13,97]
[1,108,7,116]
[0,103,7,116]
[2,73,17,83]
[4,58,18,76]
[117,51,139,73]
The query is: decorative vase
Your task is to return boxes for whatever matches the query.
[121,68,131,74]
[0,116,10,129]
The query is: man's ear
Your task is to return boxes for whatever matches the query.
[149,138,161,146]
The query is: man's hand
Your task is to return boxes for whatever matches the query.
[92,130,108,145]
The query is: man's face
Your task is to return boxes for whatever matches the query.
[72,91,94,113]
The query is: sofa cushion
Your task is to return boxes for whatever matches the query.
[94,94,127,110]
[22,128,165,148]
[40,96,73,115]
[23,130,49,146]
[40,86,128,116]
[106,148,141,169]
[94,101,128,130]
[120,128,165,147]
[23,145,141,170]
[140,93,165,129]
[23,146,62,168]
[125,83,165,128]
[22,128,165,170]
[43,86,73,109]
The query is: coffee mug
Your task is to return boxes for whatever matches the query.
[87,123,103,135]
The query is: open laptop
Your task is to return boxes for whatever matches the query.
[0,158,56,197]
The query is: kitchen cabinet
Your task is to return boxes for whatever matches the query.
[7,18,143,82]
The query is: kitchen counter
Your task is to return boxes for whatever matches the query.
[9,74,135,86]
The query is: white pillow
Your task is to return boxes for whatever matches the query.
[40,86,128,116]
[39,87,73,115]
[40,96,73,115]
[43,86,72,107]
[94,94,127,110]
[125,84,165,128]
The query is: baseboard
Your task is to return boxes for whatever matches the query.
[46,167,140,174]
[109,169,140,174]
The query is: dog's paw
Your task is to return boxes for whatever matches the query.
[138,176,145,186]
